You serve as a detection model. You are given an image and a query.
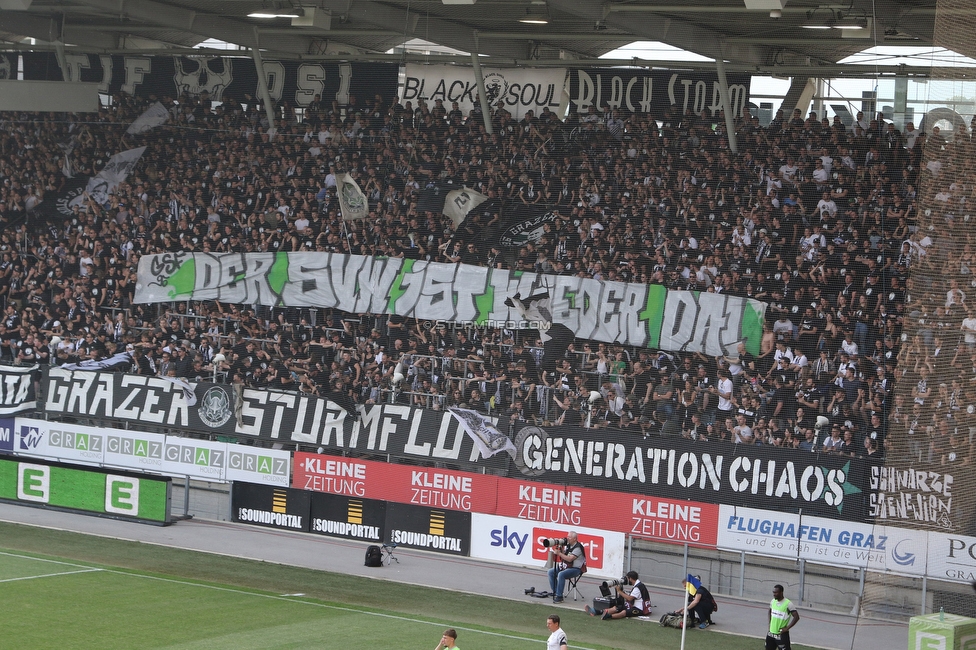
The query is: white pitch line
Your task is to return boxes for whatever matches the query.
[100,569,602,650]
[0,568,102,583]
[0,550,98,570]
[0,551,600,649]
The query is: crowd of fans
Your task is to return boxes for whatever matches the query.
[0,86,971,464]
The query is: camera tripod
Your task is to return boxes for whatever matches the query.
[381,542,399,565]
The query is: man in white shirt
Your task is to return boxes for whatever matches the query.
[324,166,338,188]
[546,615,569,650]
[714,369,734,418]
[778,157,799,185]
[587,571,651,619]
[816,192,837,220]
[733,414,754,444]
[812,159,830,186]
[840,331,859,357]
[851,111,870,133]
[961,310,976,347]
[904,122,918,150]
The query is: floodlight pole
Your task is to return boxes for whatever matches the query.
[471,32,494,135]
[251,30,278,141]
[715,51,738,154]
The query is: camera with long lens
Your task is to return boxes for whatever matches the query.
[600,577,628,598]
[542,537,568,548]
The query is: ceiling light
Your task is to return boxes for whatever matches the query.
[833,17,867,29]
[519,5,549,24]
[801,24,832,29]
[249,11,301,18]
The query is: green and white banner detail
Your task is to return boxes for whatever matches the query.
[135,252,766,355]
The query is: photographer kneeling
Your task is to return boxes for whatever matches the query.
[546,531,585,604]
[586,571,650,620]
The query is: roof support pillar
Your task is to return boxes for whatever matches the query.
[470,32,493,136]
[715,54,738,154]
[251,38,277,140]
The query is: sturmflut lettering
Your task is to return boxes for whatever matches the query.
[391,529,462,551]
[311,518,380,539]
[237,508,303,529]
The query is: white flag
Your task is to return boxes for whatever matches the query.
[443,187,488,228]
[448,407,517,459]
[157,375,198,407]
[84,146,147,205]
[336,173,370,221]
[56,136,76,178]
[127,102,169,134]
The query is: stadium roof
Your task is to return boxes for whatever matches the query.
[0,0,953,76]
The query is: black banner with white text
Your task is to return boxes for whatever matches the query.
[568,68,751,118]
[41,368,505,471]
[21,53,397,108]
[510,424,872,522]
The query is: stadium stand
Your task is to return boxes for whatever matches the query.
[0,89,957,461]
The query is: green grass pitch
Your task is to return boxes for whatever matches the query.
[0,522,817,649]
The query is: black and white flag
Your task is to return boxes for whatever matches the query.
[337,173,369,221]
[447,407,516,459]
[127,102,170,134]
[443,187,488,228]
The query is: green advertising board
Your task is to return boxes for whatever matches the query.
[0,457,170,523]
[908,613,976,650]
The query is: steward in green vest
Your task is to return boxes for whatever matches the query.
[766,584,800,650]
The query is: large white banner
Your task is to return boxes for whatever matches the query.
[12,418,290,486]
[716,505,800,560]
[718,505,928,577]
[135,253,767,356]
[470,513,625,579]
[402,64,567,119]
[796,516,927,576]
[927,531,976,584]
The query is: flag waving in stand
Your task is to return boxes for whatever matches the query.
[447,407,517,460]
[336,173,369,221]
[443,186,488,228]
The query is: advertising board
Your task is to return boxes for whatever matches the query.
[0,457,169,523]
[385,502,470,556]
[293,451,718,547]
[13,418,290,486]
[231,482,310,532]
[716,505,928,576]
[469,513,625,579]
[309,492,386,543]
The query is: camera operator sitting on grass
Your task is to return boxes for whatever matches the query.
[585,571,651,619]
[546,531,585,603]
